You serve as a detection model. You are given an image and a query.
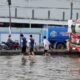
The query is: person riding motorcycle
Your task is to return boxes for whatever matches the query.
[7,35,13,43]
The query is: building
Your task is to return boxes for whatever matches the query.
[0,0,80,27]
[0,0,80,44]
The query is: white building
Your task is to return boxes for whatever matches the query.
[0,0,80,44]
[0,0,80,26]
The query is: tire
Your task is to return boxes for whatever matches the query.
[56,43,65,49]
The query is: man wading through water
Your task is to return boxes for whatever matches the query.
[43,36,50,57]
[20,33,27,64]
[28,35,35,62]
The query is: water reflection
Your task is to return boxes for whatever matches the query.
[0,55,80,80]
[29,61,35,67]
[21,57,26,66]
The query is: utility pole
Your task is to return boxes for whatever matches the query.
[7,0,11,35]
[70,0,73,20]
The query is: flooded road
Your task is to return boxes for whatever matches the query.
[0,55,80,80]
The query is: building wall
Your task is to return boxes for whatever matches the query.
[0,0,80,21]
[0,27,42,45]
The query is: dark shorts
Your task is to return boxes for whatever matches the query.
[22,46,26,55]
[30,48,34,53]
[44,50,48,53]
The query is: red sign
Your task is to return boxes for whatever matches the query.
[71,34,78,39]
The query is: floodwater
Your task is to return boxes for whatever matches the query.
[0,55,80,80]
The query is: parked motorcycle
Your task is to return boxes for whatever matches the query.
[0,41,20,50]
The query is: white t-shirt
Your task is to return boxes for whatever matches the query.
[27,39,30,47]
[43,39,50,50]
[27,39,35,47]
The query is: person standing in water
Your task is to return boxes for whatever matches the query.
[28,35,35,61]
[20,33,27,65]
[43,36,50,57]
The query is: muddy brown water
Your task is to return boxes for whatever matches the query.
[0,54,80,80]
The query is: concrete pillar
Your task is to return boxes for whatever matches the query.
[48,10,50,19]
[15,8,17,18]
[32,9,34,19]
[62,12,65,21]
[76,12,79,20]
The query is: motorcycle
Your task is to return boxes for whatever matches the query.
[0,41,20,50]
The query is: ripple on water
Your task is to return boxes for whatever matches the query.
[0,55,80,80]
